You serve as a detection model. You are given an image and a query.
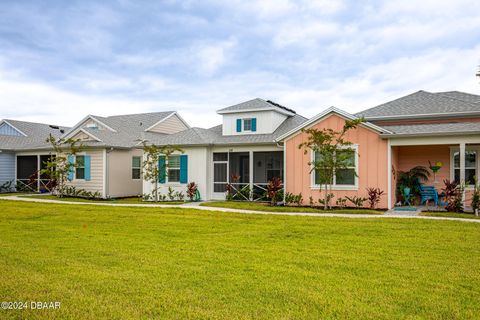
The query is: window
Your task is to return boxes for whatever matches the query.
[453,150,477,185]
[167,155,181,183]
[76,155,85,180]
[243,118,252,131]
[313,148,357,188]
[132,156,141,179]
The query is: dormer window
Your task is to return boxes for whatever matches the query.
[243,118,252,131]
[236,118,257,133]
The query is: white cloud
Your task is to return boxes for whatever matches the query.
[196,39,237,75]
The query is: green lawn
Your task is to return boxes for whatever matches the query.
[201,201,383,214]
[18,194,184,205]
[421,211,480,220]
[0,201,479,319]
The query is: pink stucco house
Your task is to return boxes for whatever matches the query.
[277,90,480,209]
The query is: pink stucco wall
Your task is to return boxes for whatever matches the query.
[285,114,390,209]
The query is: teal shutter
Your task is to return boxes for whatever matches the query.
[251,118,257,132]
[236,119,242,132]
[159,156,166,183]
[180,155,188,184]
[84,155,91,181]
[67,155,74,181]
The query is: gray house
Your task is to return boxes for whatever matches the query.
[0,119,68,192]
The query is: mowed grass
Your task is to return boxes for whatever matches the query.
[19,194,184,205]
[201,201,383,214]
[421,211,480,220]
[0,201,479,319]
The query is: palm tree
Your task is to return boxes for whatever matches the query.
[397,166,431,196]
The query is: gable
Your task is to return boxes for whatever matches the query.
[146,113,189,134]
[71,131,97,142]
[0,121,25,136]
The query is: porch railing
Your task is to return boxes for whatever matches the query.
[227,182,284,201]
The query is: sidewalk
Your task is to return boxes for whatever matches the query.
[1,195,479,223]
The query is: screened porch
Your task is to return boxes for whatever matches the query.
[212,151,283,201]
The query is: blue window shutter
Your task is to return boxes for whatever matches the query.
[236,119,242,132]
[251,118,257,132]
[67,155,74,181]
[158,156,166,183]
[84,155,91,181]
[180,155,188,184]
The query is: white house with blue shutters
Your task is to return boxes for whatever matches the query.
[142,98,307,200]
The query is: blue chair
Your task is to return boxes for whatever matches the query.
[419,183,440,206]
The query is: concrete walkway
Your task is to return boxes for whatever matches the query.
[1,195,479,223]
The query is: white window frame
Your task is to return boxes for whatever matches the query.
[165,155,181,184]
[310,145,359,191]
[243,118,252,132]
[450,146,479,189]
[75,154,86,181]
[132,156,142,180]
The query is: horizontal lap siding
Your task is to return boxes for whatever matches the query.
[66,149,104,197]
[0,152,15,187]
[148,115,188,134]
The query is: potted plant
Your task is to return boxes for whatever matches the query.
[397,166,430,205]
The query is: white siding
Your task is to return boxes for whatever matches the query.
[222,110,287,135]
[147,114,189,134]
[66,149,105,197]
[143,147,208,200]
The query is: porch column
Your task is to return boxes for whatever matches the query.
[460,142,466,203]
[249,151,253,201]
[37,154,40,192]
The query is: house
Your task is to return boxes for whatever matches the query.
[60,111,190,198]
[277,90,480,209]
[0,119,69,192]
[142,98,307,200]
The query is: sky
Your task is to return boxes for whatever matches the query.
[0,0,480,128]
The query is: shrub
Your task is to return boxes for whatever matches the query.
[284,192,296,205]
[309,196,314,207]
[175,191,185,201]
[167,186,176,201]
[293,193,303,206]
[318,193,334,208]
[345,195,367,208]
[442,179,464,213]
[336,197,347,209]
[266,177,282,206]
[366,187,384,209]
[186,182,198,201]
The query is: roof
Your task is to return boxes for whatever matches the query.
[275,107,390,142]
[217,98,296,116]
[356,90,480,119]
[144,114,308,146]
[380,122,480,137]
[64,111,177,148]
[0,119,69,151]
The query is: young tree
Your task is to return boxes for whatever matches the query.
[142,143,184,202]
[40,134,84,197]
[298,117,365,210]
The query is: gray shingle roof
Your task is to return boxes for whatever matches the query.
[144,114,308,146]
[0,119,69,151]
[217,98,296,115]
[356,90,480,119]
[66,111,176,148]
[437,91,480,104]
[381,122,480,136]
